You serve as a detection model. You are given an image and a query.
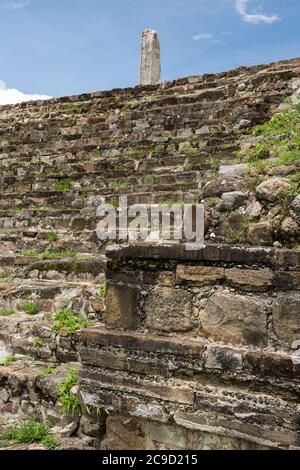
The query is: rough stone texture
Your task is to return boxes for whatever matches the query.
[247,221,273,246]
[105,284,138,330]
[219,164,248,179]
[176,265,225,283]
[217,191,247,212]
[106,415,267,450]
[225,268,274,291]
[140,29,161,85]
[245,201,263,219]
[292,195,300,213]
[144,287,193,332]
[256,177,291,202]
[272,294,300,347]
[198,291,267,347]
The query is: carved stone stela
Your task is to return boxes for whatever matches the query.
[140,29,161,85]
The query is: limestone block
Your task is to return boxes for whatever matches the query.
[104,284,138,330]
[176,265,225,283]
[198,291,267,346]
[272,294,300,347]
[144,287,193,333]
[140,29,161,85]
[225,268,274,291]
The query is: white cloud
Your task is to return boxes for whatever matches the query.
[0,81,51,105]
[1,0,30,10]
[235,0,280,24]
[193,33,215,41]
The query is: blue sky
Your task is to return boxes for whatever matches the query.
[0,0,299,103]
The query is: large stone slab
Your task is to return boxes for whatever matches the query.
[272,293,300,347]
[198,291,267,346]
[104,284,139,330]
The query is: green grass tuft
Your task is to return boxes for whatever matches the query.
[0,308,15,317]
[47,230,59,243]
[23,301,40,316]
[2,418,56,450]
[58,369,79,415]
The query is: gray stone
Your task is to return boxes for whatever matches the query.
[219,164,248,179]
[144,287,193,333]
[140,29,161,85]
[245,201,262,219]
[256,177,291,202]
[198,291,267,347]
[61,419,79,437]
[217,191,247,212]
[81,415,106,438]
[292,195,300,214]
[247,221,273,246]
[205,345,243,371]
[273,294,300,347]
[236,119,252,129]
[280,217,299,237]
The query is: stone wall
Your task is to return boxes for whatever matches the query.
[77,244,300,450]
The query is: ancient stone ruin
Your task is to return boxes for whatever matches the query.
[140,29,161,86]
[0,56,300,450]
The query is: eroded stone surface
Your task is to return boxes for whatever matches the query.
[198,291,267,346]
[144,287,193,332]
[140,29,161,85]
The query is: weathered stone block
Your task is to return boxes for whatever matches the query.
[176,265,225,283]
[225,268,274,291]
[256,177,291,202]
[104,284,138,330]
[205,345,243,371]
[144,287,193,333]
[198,291,267,346]
[272,294,300,347]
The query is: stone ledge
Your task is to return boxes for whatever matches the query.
[106,243,300,269]
[75,326,207,359]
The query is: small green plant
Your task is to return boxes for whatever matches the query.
[184,147,198,167]
[1,355,17,366]
[209,156,221,170]
[108,179,130,190]
[0,308,15,317]
[126,146,141,159]
[52,308,90,336]
[47,230,59,243]
[84,404,110,417]
[10,207,23,213]
[38,365,55,378]
[58,369,79,415]
[84,404,101,416]
[98,283,107,299]
[22,249,76,260]
[2,418,56,450]
[23,301,40,316]
[32,337,44,348]
[53,180,71,193]
[143,175,155,185]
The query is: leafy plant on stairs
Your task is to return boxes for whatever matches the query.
[58,369,80,415]
[52,307,90,336]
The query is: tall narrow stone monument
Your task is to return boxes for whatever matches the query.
[140,29,161,86]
